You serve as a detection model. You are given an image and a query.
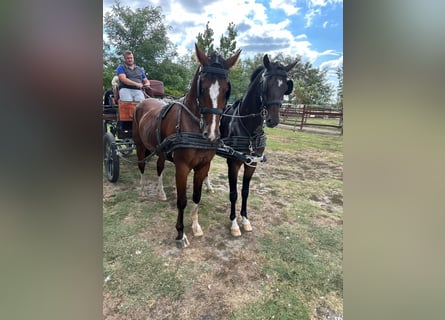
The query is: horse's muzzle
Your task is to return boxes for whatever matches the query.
[202,131,220,141]
[266,118,279,128]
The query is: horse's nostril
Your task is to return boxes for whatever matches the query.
[267,119,278,128]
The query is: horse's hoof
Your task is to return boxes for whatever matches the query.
[193,226,204,237]
[206,188,215,194]
[242,220,252,232]
[231,227,242,237]
[158,194,167,201]
[176,235,190,248]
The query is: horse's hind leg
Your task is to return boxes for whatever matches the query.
[203,174,214,193]
[156,155,167,201]
[136,144,148,196]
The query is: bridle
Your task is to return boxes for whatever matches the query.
[195,64,230,129]
[259,68,289,107]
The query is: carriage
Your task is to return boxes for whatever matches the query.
[102,80,166,182]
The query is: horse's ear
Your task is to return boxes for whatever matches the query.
[285,59,299,72]
[263,54,270,69]
[226,49,242,69]
[195,43,209,65]
[285,80,294,95]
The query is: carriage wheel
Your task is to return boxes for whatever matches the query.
[103,132,119,182]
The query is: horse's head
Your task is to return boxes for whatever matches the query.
[259,54,298,127]
[194,44,241,141]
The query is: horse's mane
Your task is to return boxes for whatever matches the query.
[209,51,228,69]
[250,65,265,82]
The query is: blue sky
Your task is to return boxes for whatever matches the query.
[103,0,343,92]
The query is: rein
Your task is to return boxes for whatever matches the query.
[221,99,268,120]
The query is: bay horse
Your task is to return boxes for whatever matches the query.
[132,44,241,248]
[215,54,298,236]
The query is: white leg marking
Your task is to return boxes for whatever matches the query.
[204,176,214,193]
[208,81,220,141]
[231,219,242,237]
[241,216,252,232]
[178,233,190,248]
[140,173,146,196]
[191,203,203,236]
[157,172,167,201]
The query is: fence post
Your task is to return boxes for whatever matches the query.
[300,104,305,130]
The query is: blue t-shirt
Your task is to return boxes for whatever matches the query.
[116,65,147,89]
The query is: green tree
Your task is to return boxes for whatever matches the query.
[219,22,238,57]
[292,61,333,105]
[103,1,190,93]
[336,64,343,109]
[102,40,119,91]
[196,21,238,57]
[196,21,215,56]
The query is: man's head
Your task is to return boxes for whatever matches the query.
[123,50,134,66]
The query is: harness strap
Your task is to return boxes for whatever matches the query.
[216,144,266,167]
[154,101,222,155]
[201,66,229,76]
[156,132,222,154]
[201,108,224,115]
[221,132,267,154]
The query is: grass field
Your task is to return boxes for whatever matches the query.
[103,127,343,319]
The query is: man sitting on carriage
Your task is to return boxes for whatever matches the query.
[116,50,150,102]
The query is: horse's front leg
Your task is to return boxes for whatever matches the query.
[175,164,191,248]
[239,164,256,232]
[190,164,211,237]
[227,159,242,236]
[156,155,167,201]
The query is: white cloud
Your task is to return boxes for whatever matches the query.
[270,0,300,16]
[304,8,321,28]
[309,0,327,6]
[296,34,307,40]
[308,0,343,7]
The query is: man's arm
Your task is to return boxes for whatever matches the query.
[142,71,151,87]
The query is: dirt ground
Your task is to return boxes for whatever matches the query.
[103,141,343,320]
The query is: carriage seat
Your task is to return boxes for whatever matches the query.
[143,79,164,98]
[113,79,165,121]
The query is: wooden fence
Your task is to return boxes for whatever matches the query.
[279,104,343,135]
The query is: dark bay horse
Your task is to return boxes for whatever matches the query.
[132,44,241,248]
[215,54,298,236]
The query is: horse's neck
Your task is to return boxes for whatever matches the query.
[240,72,263,115]
[183,94,200,116]
[183,72,200,117]
[240,92,261,115]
